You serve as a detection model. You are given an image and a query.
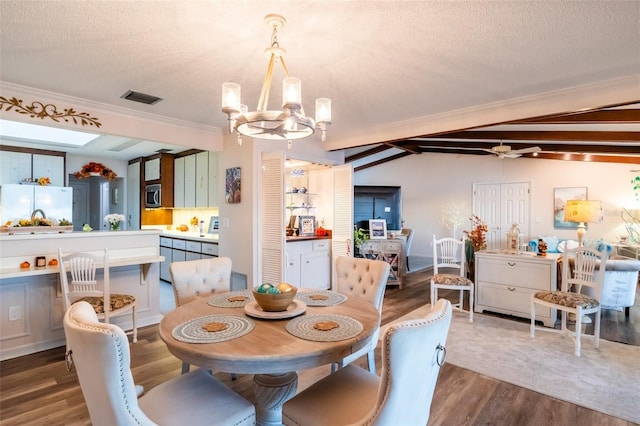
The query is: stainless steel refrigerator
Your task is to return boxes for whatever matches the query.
[0,184,73,224]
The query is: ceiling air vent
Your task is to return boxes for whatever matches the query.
[121,90,163,105]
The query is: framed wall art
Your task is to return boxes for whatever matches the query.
[225,167,241,204]
[553,186,587,229]
[298,216,316,236]
[369,219,388,239]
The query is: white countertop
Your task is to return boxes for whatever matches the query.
[0,229,162,241]
[159,230,219,242]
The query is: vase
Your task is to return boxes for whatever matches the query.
[110,221,120,231]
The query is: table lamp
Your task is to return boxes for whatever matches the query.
[564,200,603,246]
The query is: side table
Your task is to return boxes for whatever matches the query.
[360,239,404,288]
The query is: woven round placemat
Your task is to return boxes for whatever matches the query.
[208,290,254,308]
[286,314,363,342]
[296,290,347,307]
[172,315,255,344]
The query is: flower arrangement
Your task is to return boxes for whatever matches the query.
[104,213,125,231]
[464,215,488,251]
[74,162,117,180]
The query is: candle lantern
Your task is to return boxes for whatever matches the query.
[507,223,521,254]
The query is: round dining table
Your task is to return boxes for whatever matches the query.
[159,292,380,426]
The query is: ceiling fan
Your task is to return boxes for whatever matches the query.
[481,143,542,159]
[417,141,541,159]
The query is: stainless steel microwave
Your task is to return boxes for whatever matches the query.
[145,184,161,208]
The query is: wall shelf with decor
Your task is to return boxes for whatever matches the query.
[286,191,317,212]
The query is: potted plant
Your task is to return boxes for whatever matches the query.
[353,227,369,257]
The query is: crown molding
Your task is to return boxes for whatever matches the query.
[0,81,222,151]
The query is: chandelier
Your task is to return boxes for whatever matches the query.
[221,14,331,145]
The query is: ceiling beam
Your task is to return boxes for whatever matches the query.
[438,130,640,142]
[353,152,413,172]
[345,145,393,162]
[512,109,640,124]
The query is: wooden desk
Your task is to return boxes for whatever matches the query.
[159,296,379,425]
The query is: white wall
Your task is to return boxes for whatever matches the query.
[218,133,343,288]
[354,153,640,259]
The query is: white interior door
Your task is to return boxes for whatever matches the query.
[474,182,530,250]
[474,183,501,250]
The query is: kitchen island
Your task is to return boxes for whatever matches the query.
[0,230,163,360]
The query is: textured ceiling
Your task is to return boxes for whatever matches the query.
[0,1,639,162]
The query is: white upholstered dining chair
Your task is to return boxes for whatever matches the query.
[63,301,256,426]
[283,298,453,426]
[431,235,474,322]
[169,257,236,380]
[332,255,390,374]
[58,248,137,342]
[530,246,608,356]
[170,256,235,376]
[170,256,232,307]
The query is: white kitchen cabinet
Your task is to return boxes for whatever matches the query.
[207,152,218,207]
[159,235,219,282]
[160,245,172,281]
[183,154,196,207]
[301,250,331,289]
[475,252,559,327]
[32,154,65,186]
[144,157,160,181]
[195,151,208,207]
[174,157,185,208]
[202,242,219,258]
[126,161,141,230]
[0,150,31,185]
[174,152,218,208]
[0,150,64,185]
[286,239,330,289]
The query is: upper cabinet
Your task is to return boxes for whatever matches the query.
[0,148,65,186]
[144,157,160,181]
[174,151,218,208]
[143,153,174,208]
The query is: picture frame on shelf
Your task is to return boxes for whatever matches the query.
[207,216,219,234]
[553,186,587,229]
[298,216,316,236]
[369,219,387,239]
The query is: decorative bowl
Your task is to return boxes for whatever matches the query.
[253,285,297,312]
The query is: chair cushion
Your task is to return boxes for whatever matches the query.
[76,294,136,314]
[139,369,255,426]
[533,290,599,309]
[432,273,473,286]
[283,365,379,426]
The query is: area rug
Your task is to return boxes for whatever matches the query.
[381,305,640,424]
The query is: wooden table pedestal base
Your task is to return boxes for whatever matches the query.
[253,372,298,426]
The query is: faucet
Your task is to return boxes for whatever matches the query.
[31,209,47,220]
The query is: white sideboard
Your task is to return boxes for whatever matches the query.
[475,251,559,327]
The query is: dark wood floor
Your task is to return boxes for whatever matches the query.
[1,269,637,426]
